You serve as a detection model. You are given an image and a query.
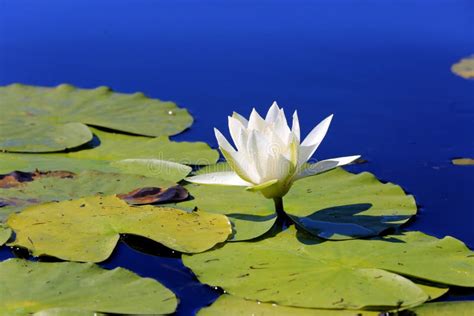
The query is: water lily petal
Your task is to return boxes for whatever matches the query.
[301,114,333,147]
[214,128,236,153]
[292,110,301,143]
[246,179,278,192]
[228,116,247,151]
[294,155,361,180]
[186,171,253,186]
[273,108,292,145]
[265,101,280,123]
[299,114,333,165]
[248,108,267,131]
[247,130,270,182]
[215,128,255,183]
[232,111,248,127]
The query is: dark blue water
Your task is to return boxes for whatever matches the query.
[1,0,473,314]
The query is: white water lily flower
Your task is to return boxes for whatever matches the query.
[186,102,360,199]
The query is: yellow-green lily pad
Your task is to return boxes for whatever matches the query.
[0,259,177,315]
[452,158,474,166]
[71,127,219,165]
[451,55,474,79]
[184,226,473,310]
[409,301,474,316]
[0,154,192,181]
[284,168,417,239]
[0,127,218,180]
[0,170,175,222]
[32,308,106,316]
[178,183,276,241]
[176,163,277,241]
[8,195,232,262]
[0,84,193,152]
[198,295,382,316]
[0,224,11,245]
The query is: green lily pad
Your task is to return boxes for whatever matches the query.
[178,183,276,241]
[0,154,191,182]
[8,195,232,262]
[0,258,177,315]
[72,127,219,165]
[0,84,193,152]
[0,170,175,222]
[0,127,217,180]
[198,295,381,316]
[284,168,417,239]
[177,163,276,241]
[410,301,474,316]
[184,226,473,310]
[0,224,11,245]
[33,308,105,316]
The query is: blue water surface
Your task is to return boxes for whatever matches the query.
[1,0,473,314]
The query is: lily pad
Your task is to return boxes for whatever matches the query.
[0,224,11,245]
[451,55,474,79]
[8,195,232,262]
[0,170,75,188]
[110,158,192,181]
[176,163,277,241]
[178,183,276,241]
[0,84,192,152]
[33,308,105,316]
[0,258,177,315]
[452,158,474,166]
[0,127,217,180]
[410,301,474,316]
[284,168,417,239]
[183,226,473,310]
[0,154,191,182]
[198,295,381,316]
[72,127,219,165]
[0,170,175,221]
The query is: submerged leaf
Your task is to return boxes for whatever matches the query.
[8,195,232,262]
[284,168,416,239]
[0,84,193,152]
[117,185,189,205]
[0,259,177,315]
[0,170,174,222]
[184,226,473,310]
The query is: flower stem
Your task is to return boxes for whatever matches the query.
[273,196,285,217]
[273,196,292,229]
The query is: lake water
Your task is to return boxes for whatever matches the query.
[1,0,473,314]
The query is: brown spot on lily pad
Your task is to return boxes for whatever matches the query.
[452,158,474,166]
[0,170,75,188]
[117,185,189,205]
